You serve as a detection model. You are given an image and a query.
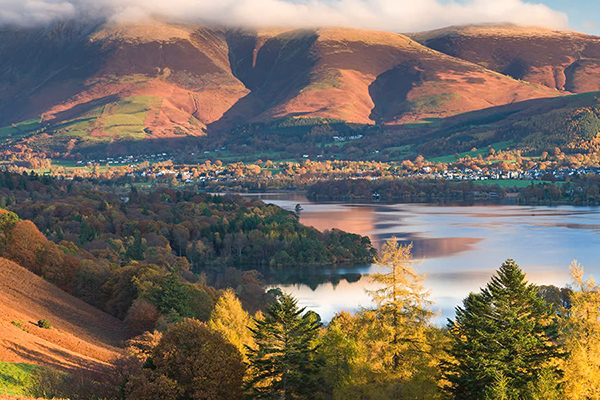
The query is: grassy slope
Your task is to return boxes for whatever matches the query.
[427,141,514,163]
[51,96,155,142]
[0,119,41,143]
[0,258,127,372]
[0,361,39,396]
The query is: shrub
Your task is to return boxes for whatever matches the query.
[37,319,52,329]
[11,320,28,332]
[27,365,118,400]
[124,299,161,336]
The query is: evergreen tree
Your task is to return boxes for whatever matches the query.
[445,260,561,399]
[152,272,192,318]
[126,230,146,261]
[245,293,323,399]
[483,371,515,400]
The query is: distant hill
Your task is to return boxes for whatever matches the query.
[0,20,566,157]
[408,91,600,156]
[0,257,126,372]
[413,25,600,93]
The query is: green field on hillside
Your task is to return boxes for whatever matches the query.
[102,96,154,139]
[427,140,514,164]
[0,117,42,141]
[0,361,40,396]
[47,96,156,143]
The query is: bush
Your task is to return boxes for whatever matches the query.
[27,365,119,400]
[37,319,52,329]
[11,320,28,332]
[125,299,161,336]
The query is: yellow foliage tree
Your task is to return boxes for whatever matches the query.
[369,237,435,372]
[208,288,253,359]
[562,262,600,399]
[319,237,444,399]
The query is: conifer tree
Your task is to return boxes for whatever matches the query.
[445,259,561,400]
[369,238,435,371]
[245,293,322,399]
[318,238,443,399]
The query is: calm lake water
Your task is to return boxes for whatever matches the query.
[245,192,600,323]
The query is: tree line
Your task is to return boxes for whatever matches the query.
[0,171,374,337]
[24,238,600,399]
[307,178,506,203]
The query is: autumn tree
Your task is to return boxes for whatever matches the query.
[445,260,561,399]
[369,238,435,371]
[125,319,245,400]
[125,299,162,336]
[318,239,443,399]
[208,289,253,358]
[245,293,322,399]
[562,262,600,399]
[4,220,48,274]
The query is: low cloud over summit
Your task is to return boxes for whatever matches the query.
[0,0,568,32]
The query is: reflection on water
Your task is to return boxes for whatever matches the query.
[245,192,600,323]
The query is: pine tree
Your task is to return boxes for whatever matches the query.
[445,259,561,400]
[245,293,323,399]
[126,230,146,261]
[483,371,515,400]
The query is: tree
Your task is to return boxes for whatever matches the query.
[208,289,253,359]
[369,238,435,371]
[187,284,215,322]
[126,231,146,261]
[4,220,48,274]
[125,299,161,336]
[245,293,323,399]
[562,262,600,399]
[445,260,561,399]
[318,239,443,400]
[125,371,182,400]
[126,319,245,400]
[151,272,192,318]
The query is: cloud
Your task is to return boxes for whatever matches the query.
[0,0,569,32]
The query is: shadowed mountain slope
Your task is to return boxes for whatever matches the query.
[414,25,600,93]
[0,20,566,155]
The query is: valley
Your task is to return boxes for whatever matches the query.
[3,11,600,399]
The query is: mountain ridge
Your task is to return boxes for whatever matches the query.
[4,21,600,157]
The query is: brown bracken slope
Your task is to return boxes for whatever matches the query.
[0,20,566,151]
[0,258,126,372]
[413,24,600,93]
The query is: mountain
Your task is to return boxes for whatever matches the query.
[0,20,564,156]
[0,257,127,371]
[413,25,600,93]
[402,91,600,157]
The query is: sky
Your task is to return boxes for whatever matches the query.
[0,0,598,35]
[542,0,600,34]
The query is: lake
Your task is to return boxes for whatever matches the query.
[244,192,600,323]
